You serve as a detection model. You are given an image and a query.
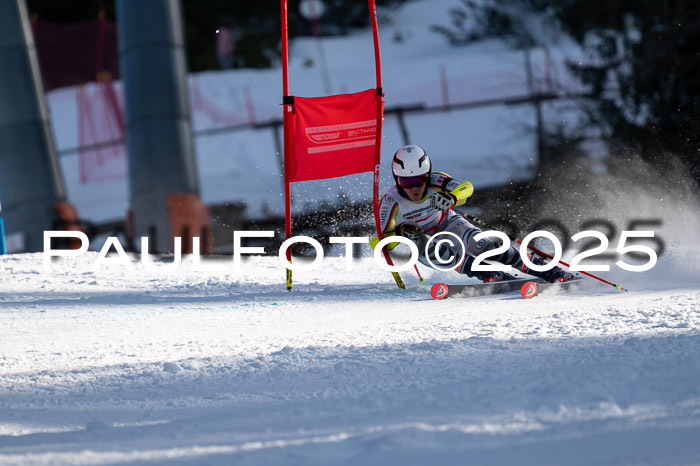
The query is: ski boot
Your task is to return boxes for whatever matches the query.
[545,268,577,283]
[527,253,576,283]
[458,256,516,282]
[474,270,516,283]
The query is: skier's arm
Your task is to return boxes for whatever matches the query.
[370,194,402,251]
[448,181,474,206]
[430,172,474,207]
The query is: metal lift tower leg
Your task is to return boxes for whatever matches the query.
[117,0,211,254]
[0,0,80,253]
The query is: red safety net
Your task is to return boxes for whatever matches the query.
[190,75,246,126]
[285,89,379,182]
[77,79,127,183]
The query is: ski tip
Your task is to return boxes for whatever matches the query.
[430,283,450,300]
[520,281,538,299]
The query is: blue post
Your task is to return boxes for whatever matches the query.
[0,216,6,255]
[0,200,6,254]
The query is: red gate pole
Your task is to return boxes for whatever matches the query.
[368,0,409,289]
[281,0,294,290]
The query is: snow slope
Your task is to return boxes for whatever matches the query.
[3,1,700,464]
[1,247,700,465]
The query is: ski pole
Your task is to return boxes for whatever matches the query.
[458,211,627,291]
[414,263,424,283]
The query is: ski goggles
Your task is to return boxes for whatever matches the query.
[397,173,429,189]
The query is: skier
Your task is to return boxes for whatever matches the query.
[376,144,575,283]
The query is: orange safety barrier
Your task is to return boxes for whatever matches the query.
[165,193,213,254]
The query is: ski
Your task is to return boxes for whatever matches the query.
[430,278,545,300]
[520,278,586,299]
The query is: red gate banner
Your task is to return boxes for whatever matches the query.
[286,89,378,182]
[281,0,403,290]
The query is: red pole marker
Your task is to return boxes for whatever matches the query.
[520,281,539,299]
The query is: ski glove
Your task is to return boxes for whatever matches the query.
[397,223,423,242]
[430,191,455,211]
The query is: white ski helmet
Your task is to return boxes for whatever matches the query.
[391,144,431,179]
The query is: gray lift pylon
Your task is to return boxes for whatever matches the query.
[0,0,81,253]
[117,0,211,254]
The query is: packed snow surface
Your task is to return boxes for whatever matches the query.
[1,251,700,465]
[3,0,700,464]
